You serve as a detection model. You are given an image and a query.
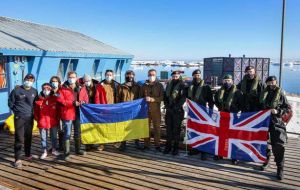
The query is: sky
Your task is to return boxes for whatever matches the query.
[1,0,299,60]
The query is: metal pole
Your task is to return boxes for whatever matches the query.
[279,0,286,87]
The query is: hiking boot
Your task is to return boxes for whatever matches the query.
[277,167,284,180]
[75,138,86,156]
[163,141,172,154]
[201,153,207,161]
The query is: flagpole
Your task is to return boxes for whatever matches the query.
[279,0,286,87]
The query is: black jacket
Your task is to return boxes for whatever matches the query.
[237,78,265,112]
[187,81,214,109]
[8,85,38,117]
[214,85,243,113]
[164,80,187,111]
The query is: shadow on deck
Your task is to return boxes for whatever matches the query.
[0,131,299,190]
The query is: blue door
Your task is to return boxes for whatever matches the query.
[0,56,11,122]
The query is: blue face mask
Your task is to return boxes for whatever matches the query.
[51,82,59,89]
[23,80,33,88]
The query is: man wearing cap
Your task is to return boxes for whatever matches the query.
[214,74,243,164]
[187,69,214,160]
[259,76,290,180]
[117,70,141,151]
[237,66,265,112]
[163,70,187,155]
[8,74,38,168]
[140,69,164,151]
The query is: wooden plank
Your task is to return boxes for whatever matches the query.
[72,149,246,190]
[17,143,208,190]
[121,143,300,189]
[0,167,57,190]
[1,132,300,190]
[22,139,216,189]
[0,151,131,190]
[88,147,296,190]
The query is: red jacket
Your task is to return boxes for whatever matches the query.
[34,94,60,129]
[57,82,90,121]
[95,84,107,104]
[78,85,89,104]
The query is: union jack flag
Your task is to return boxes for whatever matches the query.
[186,99,271,163]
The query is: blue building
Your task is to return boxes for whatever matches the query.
[0,17,133,122]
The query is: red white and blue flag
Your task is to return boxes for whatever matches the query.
[186,99,271,163]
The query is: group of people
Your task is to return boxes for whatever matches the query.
[8,66,290,180]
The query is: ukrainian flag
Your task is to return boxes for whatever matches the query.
[80,98,149,144]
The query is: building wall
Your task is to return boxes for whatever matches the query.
[0,50,133,122]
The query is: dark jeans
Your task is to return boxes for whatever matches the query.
[62,118,81,141]
[14,115,34,161]
[165,109,184,143]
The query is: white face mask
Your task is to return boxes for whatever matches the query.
[51,82,59,89]
[23,80,33,88]
[43,90,51,96]
[148,76,156,82]
[85,81,91,87]
[105,76,113,82]
[68,78,76,84]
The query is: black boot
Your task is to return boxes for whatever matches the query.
[188,149,199,156]
[231,159,238,165]
[58,130,64,151]
[172,141,179,156]
[200,152,207,161]
[61,140,70,161]
[75,138,86,155]
[213,156,223,161]
[119,141,127,151]
[163,141,172,154]
[134,140,141,149]
[277,167,284,180]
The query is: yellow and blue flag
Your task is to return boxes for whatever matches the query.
[80,98,149,144]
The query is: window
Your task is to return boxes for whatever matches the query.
[115,59,125,82]
[92,59,102,81]
[57,59,79,80]
[0,57,7,89]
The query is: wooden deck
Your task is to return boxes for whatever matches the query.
[0,131,300,190]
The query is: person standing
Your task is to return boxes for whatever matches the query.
[97,69,119,105]
[34,83,60,159]
[140,69,164,151]
[8,74,38,168]
[96,70,119,150]
[259,76,290,180]
[57,71,87,160]
[163,70,187,155]
[49,76,63,151]
[237,66,265,112]
[214,74,243,164]
[80,74,106,151]
[117,70,141,151]
[187,69,214,160]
